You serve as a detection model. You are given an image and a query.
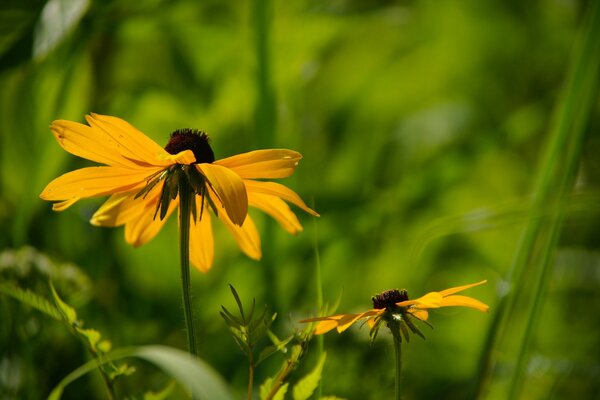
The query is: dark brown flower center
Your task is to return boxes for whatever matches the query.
[164,129,214,164]
[372,289,409,310]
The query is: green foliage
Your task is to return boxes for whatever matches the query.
[292,353,326,400]
[1,0,599,398]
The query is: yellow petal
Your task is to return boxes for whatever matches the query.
[337,310,382,333]
[398,292,444,309]
[51,120,139,167]
[408,309,429,321]
[51,197,80,211]
[248,192,302,234]
[40,166,161,201]
[215,149,302,179]
[189,205,214,273]
[124,197,176,247]
[440,295,489,312]
[439,280,488,297]
[86,113,173,167]
[210,191,260,259]
[91,188,159,227]
[244,180,319,216]
[198,163,248,226]
[314,320,339,335]
[158,149,196,164]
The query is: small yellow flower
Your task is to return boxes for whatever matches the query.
[301,280,488,341]
[40,114,318,272]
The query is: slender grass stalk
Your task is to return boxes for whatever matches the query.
[178,174,198,357]
[312,211,324,399]
[472,2,600,398]
[253,0,278,307]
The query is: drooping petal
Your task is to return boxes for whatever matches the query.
[438,280,488,297]
[244,180,319,216]
[209,190,260,259]
[337,310,382,333]
[408,309,429,321]
[314,319,340,335]
[248,192,302,234]
[197,163,248,226]
[91,187,160,227]
[51,120,140,167]
[215,149,302,179]
[440,295,489,312]
[124,197,177,247]
[85,113,174,167]
[189,205,214,273]
[51,197,80,211]
[40,166,161,201]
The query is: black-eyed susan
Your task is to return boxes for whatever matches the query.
[301,280,489,340]
[300,280,489,399]
[40,114,318,272]
[40,113,318,356]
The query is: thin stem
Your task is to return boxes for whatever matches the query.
[178,172,198,357]
[312,208,324,399]
[391,329,403,400]
[248,358,255,400]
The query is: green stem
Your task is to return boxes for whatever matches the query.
[248,358,255,400]
[178,172,198,357]
[312,214,324,399]
[391,329,403,400]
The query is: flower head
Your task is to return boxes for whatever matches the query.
[301,280,488,342]
[40,114,318,272]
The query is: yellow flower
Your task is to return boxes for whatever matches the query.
[301,280,488,341]
[40,114,318,272]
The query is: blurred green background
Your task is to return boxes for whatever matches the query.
[1,0,599,399]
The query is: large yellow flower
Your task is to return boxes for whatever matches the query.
[40,113,318,272]
[301,280,488,340]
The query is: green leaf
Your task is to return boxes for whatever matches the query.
[0,282,61,320]
[292,354,327,400]
[75,328,101,352]
[48,345,232,400]
[260,377,288,400]
[228,284,245,321]
[50,282,78,325]
[257,334,293,366]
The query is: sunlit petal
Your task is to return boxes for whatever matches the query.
[124,199,176,247]
[189,205,214,273]
[244,180,319,216]
[210,191,260,260]
[40,166,160,201]
[249,192,302,234]
[314,320,339,335]
[397,292,443,309]
[51,120,139,167]
[438,280,488,297]
[197,163,248,226]
[440,295,489,312]
[215,149,302,179]
[51,197,80,211]
[86,113,172,166]
[91,187,160,227]
[408,309,429,321]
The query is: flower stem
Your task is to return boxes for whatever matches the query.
[178,173,198,357]
[391,329,403,400]
[248,358,255,400]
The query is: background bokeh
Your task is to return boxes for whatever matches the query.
[1,0,599,399]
